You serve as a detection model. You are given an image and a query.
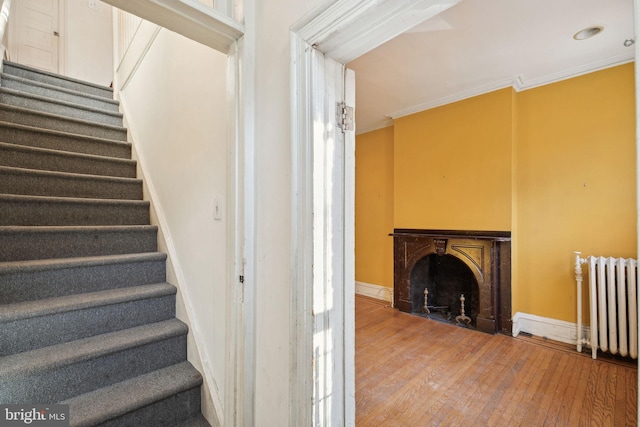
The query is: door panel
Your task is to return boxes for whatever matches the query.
[15,0,60,72]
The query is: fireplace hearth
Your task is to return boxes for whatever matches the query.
[392,229,512,335]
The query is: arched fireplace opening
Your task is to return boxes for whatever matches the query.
[410,254,479,327]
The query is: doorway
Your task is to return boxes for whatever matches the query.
[291,1,464,425]
[9,0,63,73]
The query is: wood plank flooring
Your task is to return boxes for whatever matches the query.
[355,296,637,426]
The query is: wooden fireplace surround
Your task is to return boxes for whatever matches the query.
[392,229,512,335]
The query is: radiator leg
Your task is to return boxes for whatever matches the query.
[575,252,586,354]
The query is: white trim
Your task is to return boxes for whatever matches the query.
[511,312,589,346]
[57,0,66,75]
[388,76,515,120]
[355,118,393,136]
[238,7,257,421]
[633,0,639,421]
[0,0,11,65]
[388,54,634,121]
[223,39,244,427]
[114,20,161,91]
[289,31,315,427]
[512,54,634,92]
[295,0,461,64]
[355,281,393,304]
[101,0,243,54]
[119,98,224,426]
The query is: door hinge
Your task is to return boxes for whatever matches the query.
[239,275,244,283]
[337,101,354,132]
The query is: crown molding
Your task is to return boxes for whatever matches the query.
[355,117,394,135]
[387,53,635,121]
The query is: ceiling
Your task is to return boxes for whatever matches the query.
[347,0,636,134]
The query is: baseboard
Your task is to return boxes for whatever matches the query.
[119,98,222,426]
[512,312,589,346]
[355,281,393,304]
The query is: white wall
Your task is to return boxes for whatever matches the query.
[65,0,113,86]
[115,26,228,425]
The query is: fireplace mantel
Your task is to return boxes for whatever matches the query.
[391,229,512,335]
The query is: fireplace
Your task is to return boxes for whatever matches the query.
[392,229,512,335]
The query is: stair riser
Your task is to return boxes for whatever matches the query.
[0,169,142,200]
[1,295,176,356]
[0,145,136,178]
[1,76,120,112]
[0,199,150,226]
[2,335,186,403]
[0,123,131,158]
[3,64,113,98]
[98,387,202,427]
[0,91,123,126]
[0,228,158,262]
[0,107,127,140]
[0,257,167,304]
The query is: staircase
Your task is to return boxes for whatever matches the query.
[0,61,210,426]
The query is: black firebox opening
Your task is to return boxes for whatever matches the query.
[409,254,479,327]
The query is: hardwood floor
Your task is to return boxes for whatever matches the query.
[355,295,638,426]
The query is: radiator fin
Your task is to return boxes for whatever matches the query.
[576,254,638,360]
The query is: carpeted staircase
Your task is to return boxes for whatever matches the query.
[0,61,210,426]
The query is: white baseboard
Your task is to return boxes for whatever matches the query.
[512,312,589,346]
[355,281,393,304]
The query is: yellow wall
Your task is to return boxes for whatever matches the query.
[514,64,636,320]
[394,88,513,231]
[355,64,636,323]
[355,127,394,288]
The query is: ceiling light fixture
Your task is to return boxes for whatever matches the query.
[624,38,635,47]
[573,26,604,40]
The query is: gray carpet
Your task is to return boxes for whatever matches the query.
[0,60,210,426]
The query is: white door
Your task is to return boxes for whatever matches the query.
[11,0,60,72]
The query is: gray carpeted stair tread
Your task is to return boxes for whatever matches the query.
[63,362,203,427]
[3,61,113,98]
[0,141,137,177]
[0,104,127,140]
[0,225,158,261]
[178,415,212,427]
[0,121,131,158]
[0,165,143,200]
[0,283,177,355]
[0,282,175,323]
[0,319,187,380]
[0,320,188,403]
[0,252,167,304]
[0,252,166,274]
[0,87,123,126]
[0,193,150,226]
[0,73,120,111]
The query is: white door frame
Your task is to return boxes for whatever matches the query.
[634,1,640,423]
[290,0,462,424]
